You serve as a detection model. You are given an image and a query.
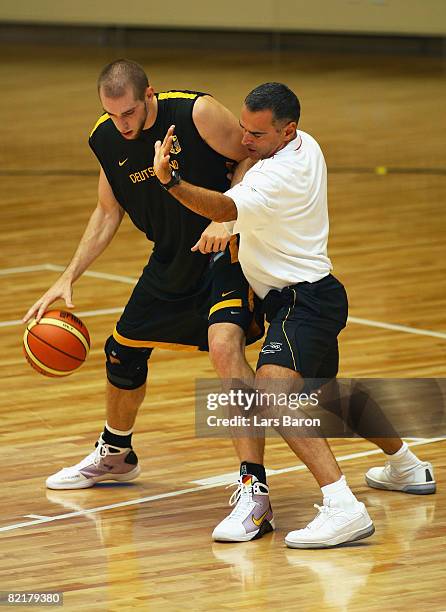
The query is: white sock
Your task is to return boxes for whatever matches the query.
[321,475,359,511]
[386,441,421,471]
[105,422,134,436]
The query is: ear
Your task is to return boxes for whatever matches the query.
[145,86,155,101]
[284,121,297,142]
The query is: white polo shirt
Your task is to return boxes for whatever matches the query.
[225,130,332,299]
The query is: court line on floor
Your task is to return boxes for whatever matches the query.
[0,263,137,284]
[0,308,123,328]
[191,436,446,485]
[24,514,51,520]
[44,264,137,285]
[1,262,445,340]
[0,484,220,533]
[348,316,446,340]
[0,264,51,276]
[2,308,446,340]
[0,263,136,284]
[0,437,443,534]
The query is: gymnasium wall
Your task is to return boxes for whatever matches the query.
[0,0,445,37]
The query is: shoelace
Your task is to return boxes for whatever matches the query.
[306,501,364,531]
[386,459,426,475]
[305,504,335,530]
[93,443,110,466]
[384,461,415,479]
[226,477,269,520]
[72,441,121,471]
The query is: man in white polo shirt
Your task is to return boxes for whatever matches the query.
[153,82,435,548]
[226,118,331,301]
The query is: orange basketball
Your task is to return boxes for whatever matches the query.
[23,310,90,377]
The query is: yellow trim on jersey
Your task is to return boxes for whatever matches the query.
[113,328,200,351]
[209,299,243,317]
[158,92,198,100]
[89,113,110,137]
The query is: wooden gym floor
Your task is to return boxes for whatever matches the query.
[0,43,445,611]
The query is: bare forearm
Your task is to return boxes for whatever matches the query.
[64,204,123,282]
[169,181,237,223]
[23,196,124,323]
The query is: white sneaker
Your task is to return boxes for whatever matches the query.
[46,436,141,490]
[212,474,275,542]
[365,461,435,494]
[285,501,374,549]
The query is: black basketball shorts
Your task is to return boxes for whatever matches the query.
[112,236,265,352]
[256,274,348,381]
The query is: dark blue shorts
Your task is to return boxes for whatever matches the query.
[257,274,348,379]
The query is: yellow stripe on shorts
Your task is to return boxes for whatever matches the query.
[113,328,200,351]
[209,299,242,317]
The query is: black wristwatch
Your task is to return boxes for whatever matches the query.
[160,169,182,191]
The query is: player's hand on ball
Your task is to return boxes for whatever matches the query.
[23,310,90,377]
[154,124,175,184]
[23,275,75,324]
[191,221,231,254]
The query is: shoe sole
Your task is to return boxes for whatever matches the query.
[365,474,436,495]
[46,465,141,490]
[213,518,275,542]
[285,522,375,549]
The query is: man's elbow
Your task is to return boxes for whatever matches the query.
[213,207,237,223]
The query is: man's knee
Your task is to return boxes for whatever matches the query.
[256,364,303,384]
[104,336,153,390]
[208,323,245,367]
[254,365,304,418]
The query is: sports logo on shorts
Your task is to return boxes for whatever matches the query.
[170,135,181,154]
[261,342,283,354]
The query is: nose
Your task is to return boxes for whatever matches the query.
[117,118,129,132]
[241,131,253,146]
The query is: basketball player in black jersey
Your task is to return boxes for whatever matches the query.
[23,59,264,489]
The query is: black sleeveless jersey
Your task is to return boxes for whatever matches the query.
[89,91,231,300]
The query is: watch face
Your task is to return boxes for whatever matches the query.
[163,170,181,190]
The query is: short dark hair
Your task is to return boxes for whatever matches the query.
[244,82,300,125]
[98,59,149,101]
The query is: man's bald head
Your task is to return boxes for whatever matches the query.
[98,59,149,102]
